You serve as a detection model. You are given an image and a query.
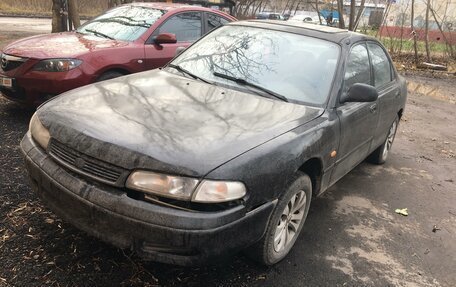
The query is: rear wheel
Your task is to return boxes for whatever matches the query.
[96,71,125,82]
[246,172,312,265]
[368,116,399,164]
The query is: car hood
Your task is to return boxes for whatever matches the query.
[2,32,128,59]
[38,69,324,177]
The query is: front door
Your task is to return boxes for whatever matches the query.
[144,11,203,70]
[330,43,380,184]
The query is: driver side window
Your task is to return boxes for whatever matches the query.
[344,43,371,92]
[155,12,202,42]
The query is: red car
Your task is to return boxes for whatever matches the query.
[0,3,236,106]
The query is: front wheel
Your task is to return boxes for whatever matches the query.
[96,71,125,82]
[246,172,312,265]
[368,116,399,164]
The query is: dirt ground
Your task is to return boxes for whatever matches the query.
[1,20,455,287]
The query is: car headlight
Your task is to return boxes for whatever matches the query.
[126,171,199,201]
[126,171,247,203]
[29,113,50,149]
[33,59,82,72]
[192,180,246,203]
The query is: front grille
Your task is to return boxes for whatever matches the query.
[1,54,28,72]
[48,139,127,186]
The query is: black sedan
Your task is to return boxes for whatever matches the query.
[21,21,407,266]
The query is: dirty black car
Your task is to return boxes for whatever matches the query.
[21,21,407,266]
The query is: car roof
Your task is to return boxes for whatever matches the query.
[228,20,374,44]
[127,2,222,12]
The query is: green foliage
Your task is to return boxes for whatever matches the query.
[362,29,453,59]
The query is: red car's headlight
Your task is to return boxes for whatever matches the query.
[33,59,82,72]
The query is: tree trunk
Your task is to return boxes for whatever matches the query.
[376,1,391,39]
[398,7,408,55]
[429,6,454,58]
[315,0,322,25]
[353,0,366,31]
[348,0,356,30]
[68,0,80,29]
[51,0,63,33]
[294,1,300,15]
[424,0,431,62]
[282,0,292,14]
[411,0,419,66]
[337,0,345,29]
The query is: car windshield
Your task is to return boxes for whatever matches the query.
[170,25,340,105]
[77,6,166,41]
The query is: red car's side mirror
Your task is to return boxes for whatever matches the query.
[154,33,177,45]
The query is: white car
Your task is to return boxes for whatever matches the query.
[288,15,321,24]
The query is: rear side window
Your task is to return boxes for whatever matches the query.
[206,13,229,33]
[157,12,202,42]
[344,44,371,90]
[368,43,393,87]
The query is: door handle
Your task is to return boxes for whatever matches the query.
[394,90,400,98]
[369,103,377,113]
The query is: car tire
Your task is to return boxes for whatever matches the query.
[96,71,125,82]
[368,115,399,165]
[246,172,312,266]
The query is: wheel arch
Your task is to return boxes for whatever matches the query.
[94,66,131,82]
[99,67,130,77]
[298,157,323,196]
[398,108,404,120]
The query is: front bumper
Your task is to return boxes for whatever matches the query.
[0,66,91,106]
[20,133,275,265]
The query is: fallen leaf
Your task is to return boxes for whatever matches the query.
[395,208,409,216]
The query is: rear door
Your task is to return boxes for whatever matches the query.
[366,42,401,149]
[330,42,380,184]
[144,11,203,70]
[203,12,230,35]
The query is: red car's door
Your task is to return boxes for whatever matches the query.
[144,11,203,70]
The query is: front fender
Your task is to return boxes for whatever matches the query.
[204,110,339,210]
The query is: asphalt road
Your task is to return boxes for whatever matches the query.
[0,18,455,286]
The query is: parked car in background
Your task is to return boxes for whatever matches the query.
[255,12,285,20]
[288,14,321,24]
[0,2,235,106]
[22,21,406,266]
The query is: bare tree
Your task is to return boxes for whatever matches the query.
[51,0,64,33]
[315,0,322,25]
[353,0,366,31]
[429,4,454,58]
[337,0,345,29]
[424,0,431,62]
[68,0,81,29]
[411,0,419,65]
[376,0,392,38]
[348,0,355,30]
[108,0,133,8]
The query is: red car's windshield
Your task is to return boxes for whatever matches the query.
[77,6,166,41]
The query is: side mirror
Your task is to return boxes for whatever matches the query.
[341,83,378,103]
[154,33,177,45]
[175,46,186,57]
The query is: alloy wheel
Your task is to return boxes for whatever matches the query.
[273,190,307,252]
[382,120,397,160]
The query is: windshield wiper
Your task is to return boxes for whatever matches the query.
[213,72,288,102]
[84,29,115,40]
[167,64,213,85]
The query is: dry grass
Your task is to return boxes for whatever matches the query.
[0,0,109,17]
